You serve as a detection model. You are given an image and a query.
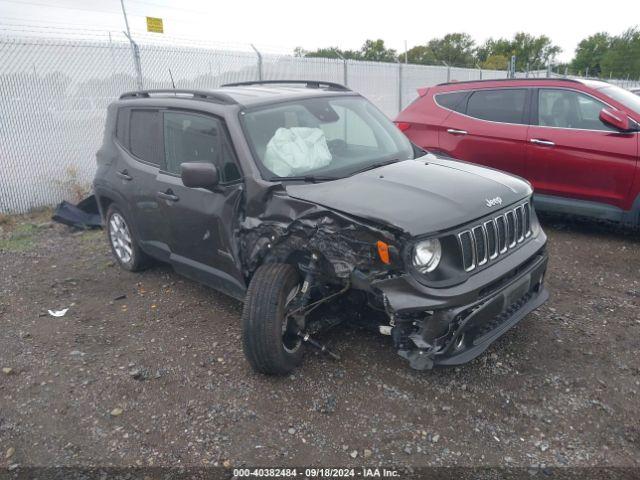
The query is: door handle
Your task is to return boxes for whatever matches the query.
[157,191,179,202]
[116,169,132,181]
[530,138,555,147]
[446,128,468,135]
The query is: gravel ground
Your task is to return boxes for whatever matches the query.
[0,210,639,471]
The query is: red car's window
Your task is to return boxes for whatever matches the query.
[466,89,527,124]
[538,89,615,132]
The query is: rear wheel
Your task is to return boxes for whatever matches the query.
[242,263,303,375]
[106,205,151,272]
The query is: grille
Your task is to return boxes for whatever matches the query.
[458,202,532,272]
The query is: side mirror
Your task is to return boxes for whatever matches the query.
[181,162,219,189]
[599,108,632,132]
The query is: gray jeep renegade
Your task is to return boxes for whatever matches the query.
[93,80,549,374]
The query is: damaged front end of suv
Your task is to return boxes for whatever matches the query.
[232,89,549,374]
[237,153,548,372]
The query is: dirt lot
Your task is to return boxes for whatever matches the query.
[1,210,639,472]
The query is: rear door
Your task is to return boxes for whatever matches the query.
[155,109,246,299]
[438,88,530,177]
[114,107,170,258]
[526,88,638,210]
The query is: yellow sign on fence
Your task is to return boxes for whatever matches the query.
[146,17,164,34]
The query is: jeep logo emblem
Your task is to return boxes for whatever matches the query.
[486,196,503,207]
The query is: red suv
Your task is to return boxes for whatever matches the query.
[395,79,640,226]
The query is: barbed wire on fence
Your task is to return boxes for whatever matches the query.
[1,27,639,214]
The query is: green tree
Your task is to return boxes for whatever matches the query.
[300,39,397,63]
[481,54,510,71]
[600,28,640,78]
[406,33,476,67]
[571,33,611,76]
[478,33,561,71]
[299,46,360,60]
[359,39,397,63]
[426,33,476,67]
[405,45,437,65]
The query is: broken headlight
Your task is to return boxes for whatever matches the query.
[412,238,442,273]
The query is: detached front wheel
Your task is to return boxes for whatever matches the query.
[242,263,303,375]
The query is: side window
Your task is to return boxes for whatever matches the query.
[130,109,162,166]
[163,111,241,183]
[435,91,467,113]
[538,89,615,131]
[115,108,128,147]
[466,89,527,124]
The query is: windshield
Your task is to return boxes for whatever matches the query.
[600,85,640,116]
[242,96,414,180]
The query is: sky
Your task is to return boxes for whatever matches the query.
[0,0,637,62]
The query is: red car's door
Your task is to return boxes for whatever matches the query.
[438,88,530,177]
[526,88,638,210]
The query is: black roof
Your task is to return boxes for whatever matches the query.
[119,81,355,108]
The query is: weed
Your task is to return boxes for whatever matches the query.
[0,223,38,252]
[57,165,91,203]
[0,213,13,226]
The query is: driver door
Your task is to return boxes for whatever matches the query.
[526,88,638,210]
[156,110,246,299]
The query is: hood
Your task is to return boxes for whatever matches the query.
[284,156,532,236]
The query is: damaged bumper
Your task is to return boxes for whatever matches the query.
[373,237,548,370]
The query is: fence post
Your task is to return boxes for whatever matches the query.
[251,44,263,81]
[442,61,450,82]
[343,59,348,87]
[123,30,143,90]
[336,52,348,87]
[397,61,403,113]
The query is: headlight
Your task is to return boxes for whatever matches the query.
[413,238,442,273]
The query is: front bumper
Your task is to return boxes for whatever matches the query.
[375,238,548,369]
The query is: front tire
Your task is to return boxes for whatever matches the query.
[106,205,151,272]
[242,263,303,375]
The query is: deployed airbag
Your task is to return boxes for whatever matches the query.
[264,127,332,177]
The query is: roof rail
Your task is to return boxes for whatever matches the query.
[119,89,238,104]
[221,80,351,91]
[436,77,582,87]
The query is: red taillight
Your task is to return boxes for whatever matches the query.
[395,121,411,132]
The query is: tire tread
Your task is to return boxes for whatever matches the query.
[242,263,302,375]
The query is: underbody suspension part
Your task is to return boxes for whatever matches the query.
[297,331,341,360]
[285,252,348,361]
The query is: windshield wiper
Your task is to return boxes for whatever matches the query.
[348,158,400,176]
[274,175,337,183]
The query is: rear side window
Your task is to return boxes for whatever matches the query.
[466,89,527,124]
[435,91,467,113]
[130,109,162,166]
[163,111,241,183]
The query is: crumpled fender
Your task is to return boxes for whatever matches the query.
[238,188,406,281]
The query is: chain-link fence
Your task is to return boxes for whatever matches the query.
[1,31,639,214]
